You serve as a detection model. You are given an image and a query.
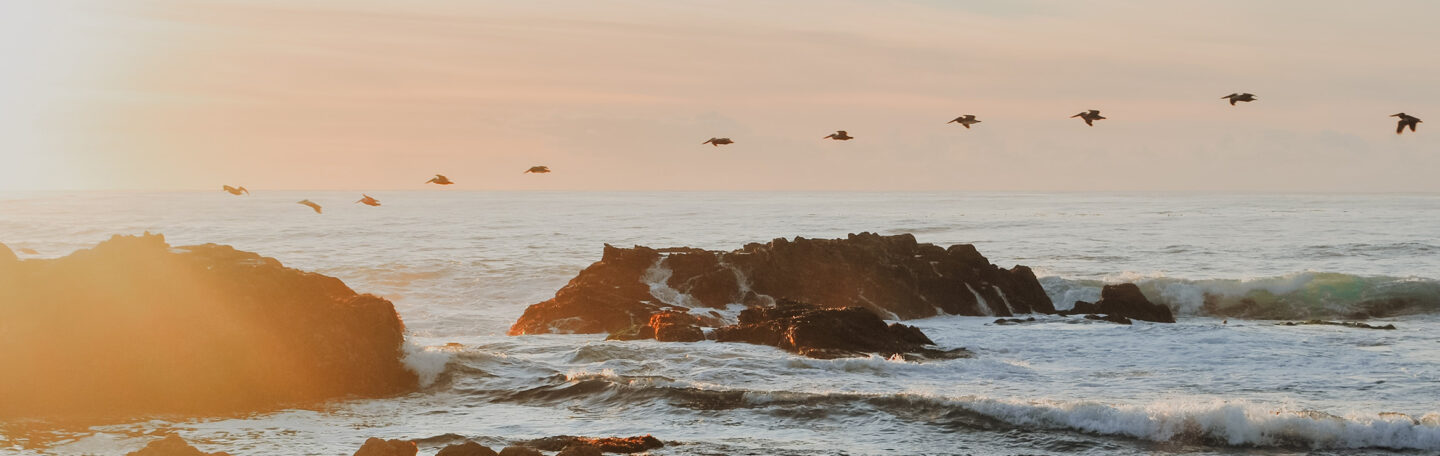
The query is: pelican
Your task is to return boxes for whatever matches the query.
[702,137,733,146]
[524,166,551,174]
[948,115,981,129]
[1392,113,1422,135]
[222,185,249,196]
[297,199,322,214]
[356,194,381,207]
[426,174,454,185]
[823,130,853,140]
[1071,110,1106,126]
[1221,93,1257,105]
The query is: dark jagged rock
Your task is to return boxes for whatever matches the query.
[606,311,704,342]
[0,233,418,422]
[511,233,1054,336]
[353,438,417,456]
[435,441,499,456]
[527,435,664,454]
[1277,320,1397,330]
[1063,284,1174,323]
[497,447,542,456]
[126,435,231,456]
[710,300,966,359]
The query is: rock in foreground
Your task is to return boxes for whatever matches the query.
[353,438,418,456]
[712,300,964,359]
[1068,283,1175,323]
[0,233,418,422]
[511,233,1053,336]
[126,435,231,456]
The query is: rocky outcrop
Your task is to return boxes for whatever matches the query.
[511,233,1053,336]
[353,438,417,456]
[126,435,231,456]
[1067,283,1175,323]
[435,441,499,456]
[527,435,664,454]
[710,300,963,359]
[0,233,418,422]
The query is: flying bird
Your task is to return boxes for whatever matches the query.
[1071,110,1106,126]
[524,166,551,174]
[948,115,981,129]
[702,137,733,146]
[1392,113,1422,134]
[823,130,853,140]
[356,194,381,206]
[426,174,454,185]
[297,199,322,214]
[1221,93,1257,105]
[222,185,249,196]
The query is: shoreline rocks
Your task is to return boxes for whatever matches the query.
[125,435,231,456]
[0,233,418,422]
[511,233,1054,336]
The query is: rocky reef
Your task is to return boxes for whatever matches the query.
[125,435,231,456]
[510,233,1053,336]
[0,233,418,422]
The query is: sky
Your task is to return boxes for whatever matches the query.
[1,0,1437,192]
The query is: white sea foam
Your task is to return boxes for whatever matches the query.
[400,340,454,388]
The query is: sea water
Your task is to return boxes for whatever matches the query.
[1,191,1438,455]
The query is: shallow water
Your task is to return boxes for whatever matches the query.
[2,191,1438,454]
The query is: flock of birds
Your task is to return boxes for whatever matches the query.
[227,93,1423,213]
[224,166,553,213]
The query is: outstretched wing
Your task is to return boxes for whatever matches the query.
[1398,121,1405,135]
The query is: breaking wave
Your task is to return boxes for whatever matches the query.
[1041,272,1440,319]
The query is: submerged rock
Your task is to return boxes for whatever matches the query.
[511,233,1054,336]
[1084,313,1133,325]
[435,441,499,456]
[353,438,417,456]
[1066,283,1174,323]
[1277,320,1397,330]
[126,435,231,456]
[555,445,602,456]
[497,447,542,456]
[526,435,664,453]
[711,300,964,359]
[0,233,418,422]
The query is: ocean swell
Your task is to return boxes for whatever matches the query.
[1041,272,1440,319]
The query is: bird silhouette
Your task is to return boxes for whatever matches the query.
[524,166,551,174]
[948,115,981,129]
[1071,110,1106,126]
[823,130,853,140]
[1392,113,1422,134]
[1221,93,1257,105]
[356,195,381,206]
[297,199,322,214]
[426,174,454,185]
[222,185,249,196]
[702,137,734,146]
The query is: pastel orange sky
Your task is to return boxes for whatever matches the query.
[2,1,1437,192]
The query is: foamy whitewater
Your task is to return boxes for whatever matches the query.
[2,192,1439,455]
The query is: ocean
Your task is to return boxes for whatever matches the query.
[2,191,1438,455]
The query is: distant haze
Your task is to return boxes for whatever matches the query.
[2,0,1437,191]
